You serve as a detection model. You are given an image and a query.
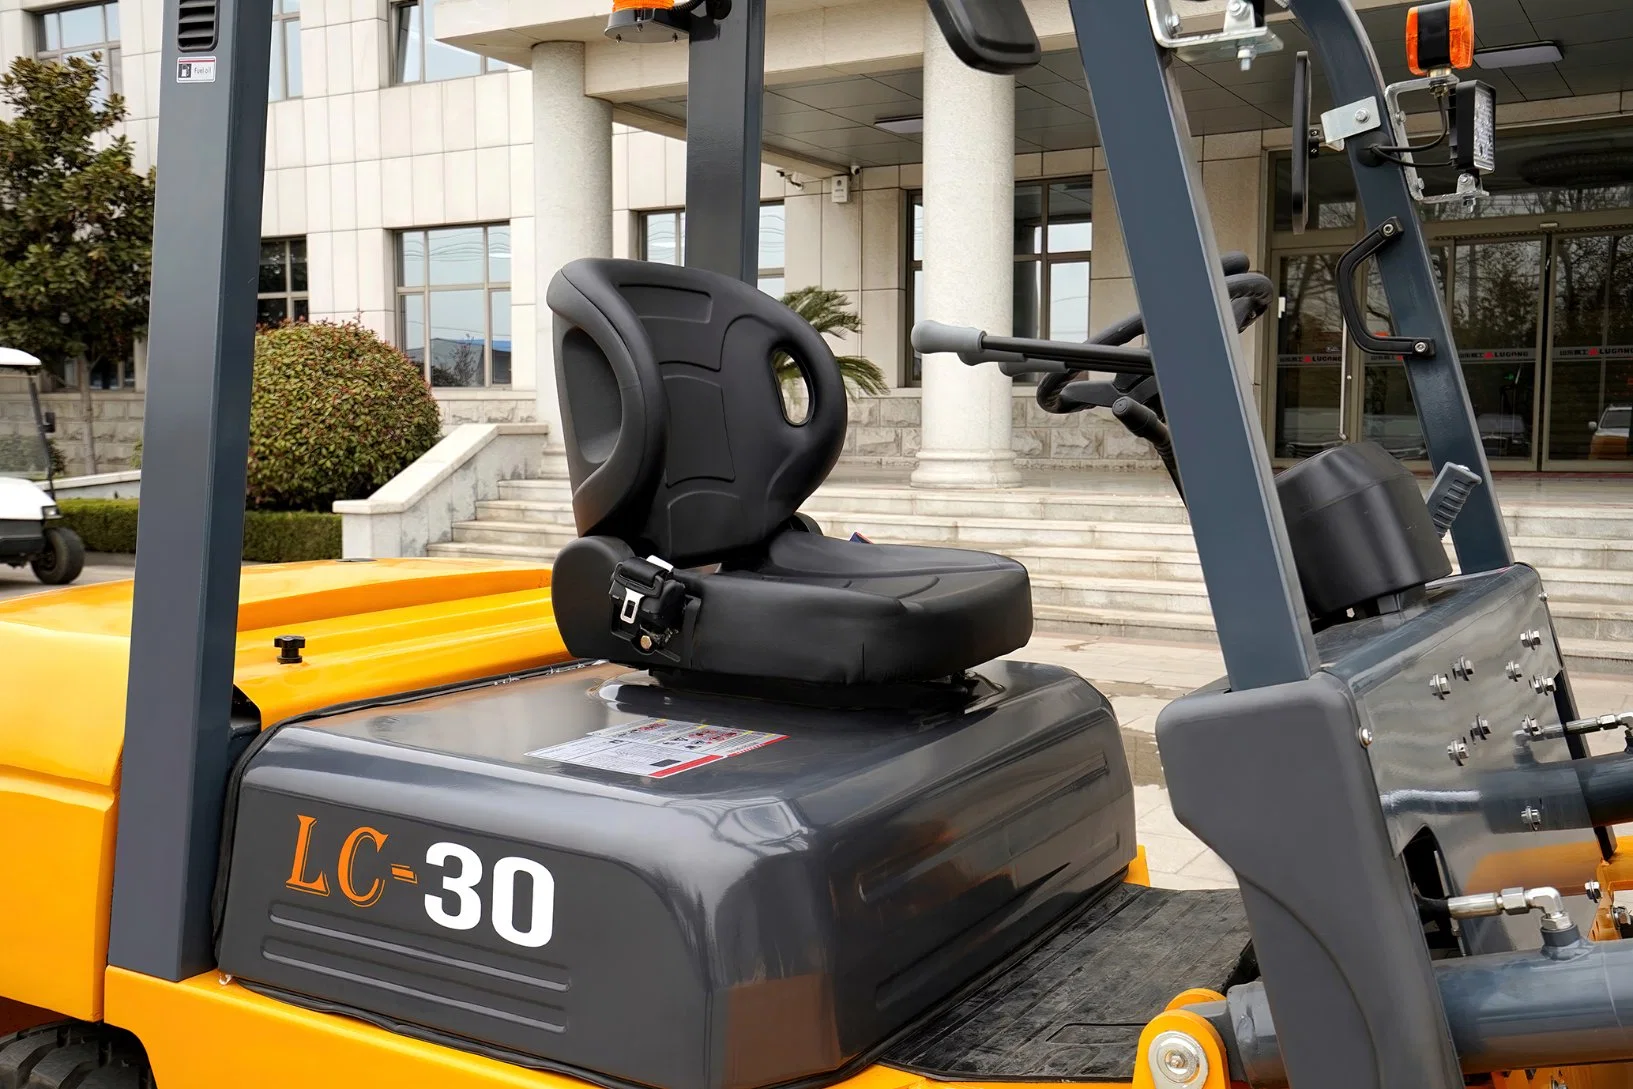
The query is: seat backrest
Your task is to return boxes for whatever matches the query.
[547,258,847,567]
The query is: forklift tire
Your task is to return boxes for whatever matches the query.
[30,526,84,586]
[0,1021,154,1088]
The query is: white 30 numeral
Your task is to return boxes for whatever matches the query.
[424,842,483,930]
[423,842,555,948]
[491,856,555,948]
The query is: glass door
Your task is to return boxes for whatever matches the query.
[1448,237,1544,466]
[1545,231,1633,469]
[1272,252,1347,459]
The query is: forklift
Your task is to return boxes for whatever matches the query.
[7,0,1633,1086]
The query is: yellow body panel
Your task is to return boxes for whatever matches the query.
[104,968,1136,1089]
[0,558,572,1022]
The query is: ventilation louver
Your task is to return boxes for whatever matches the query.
[176,0,218,52]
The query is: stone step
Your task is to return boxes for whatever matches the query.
[1506,506,1633,541]
[1561,638,1633,676]
[1508,535,1633,573]
[428,539,555,561]
[477,497,579,526]
[1011,545,1204,582]
[1531,569,1633,607]
[802,509,1201,551]
[808,484,1192,525]
[1030,575,1212,616]
[498,478,574,501]
[451,519,575,549]
[476,498,580,527]
[1032,604,1218,645]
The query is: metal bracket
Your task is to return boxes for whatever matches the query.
[1381,73,1489,210]
[1144,0,1282,69]
[1319,96,1381,150]
[1335,217,1437,360]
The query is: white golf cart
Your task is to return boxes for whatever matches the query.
[0,347,85,585]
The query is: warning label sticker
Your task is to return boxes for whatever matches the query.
[526,719,785,779]
[176,57,217,83]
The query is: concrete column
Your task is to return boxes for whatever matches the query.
[533,42,612,450]
[910,7,1020,489]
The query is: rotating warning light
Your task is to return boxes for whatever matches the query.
[1407,0,1475,75]
[606,0,689,42]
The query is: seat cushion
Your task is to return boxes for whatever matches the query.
[685,530,1034,685]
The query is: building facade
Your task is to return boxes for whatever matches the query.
[2,0,1629,479]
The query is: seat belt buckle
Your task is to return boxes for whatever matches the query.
[608,555,687,655]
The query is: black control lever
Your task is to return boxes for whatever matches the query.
[911,320,1154,376]
[1111,397,1183,499]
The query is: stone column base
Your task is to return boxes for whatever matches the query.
[909,448,1022,489]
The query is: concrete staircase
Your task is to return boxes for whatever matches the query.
[430,467,1633,676]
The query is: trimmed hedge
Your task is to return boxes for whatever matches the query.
[59,499,341,562]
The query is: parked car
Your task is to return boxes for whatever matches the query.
[1589,405,1631,460]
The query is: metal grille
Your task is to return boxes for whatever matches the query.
[176,0,217,52]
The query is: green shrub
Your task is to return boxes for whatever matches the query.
[241,510,342,562]
[59,498,139,552]
[58,498,341,562]
[247,321,443,512]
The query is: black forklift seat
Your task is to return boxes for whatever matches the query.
[546,258,1033,686]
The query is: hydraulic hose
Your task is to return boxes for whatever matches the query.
[1111,397,1182,499]
[1209,931,1633,1086]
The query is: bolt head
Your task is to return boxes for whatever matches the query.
[1354,107,1370,122]
[1358,727,1373,747]
[1415,341,1430,353]
[1150,1032,1207,1086]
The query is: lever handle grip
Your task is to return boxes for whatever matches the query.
[911,320,985,358]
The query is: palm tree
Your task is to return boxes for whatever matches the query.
[776,286,889,397]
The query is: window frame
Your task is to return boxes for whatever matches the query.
[905,176,1094,386]
[636,203,788,295]
[33,1,121,105]
[269,0,301,102]
[394,224,513,389]
[257,237,310,327]
[390,0,512,85]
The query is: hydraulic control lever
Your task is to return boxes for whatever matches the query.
[910,321,1155,377]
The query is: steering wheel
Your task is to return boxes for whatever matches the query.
[1036,257,1275,415]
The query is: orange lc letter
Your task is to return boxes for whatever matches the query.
[338,826,389,908]
[286,815,330,896]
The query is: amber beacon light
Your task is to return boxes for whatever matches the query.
[1406,0,1475,75]
[606,0,691,43]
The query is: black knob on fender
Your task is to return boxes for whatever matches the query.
[274,634,306,665]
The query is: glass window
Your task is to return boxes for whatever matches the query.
[392,0,513,84]
[270,0,301,102]
[257,238,309,327]
[396,224,512,387]
[907,177,1093,385]
[638,203,786,296]
[34,2,120,107]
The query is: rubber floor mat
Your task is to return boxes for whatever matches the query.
[884,884,1253,1082]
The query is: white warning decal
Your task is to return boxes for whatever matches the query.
[176,56,217,83]
[527,719,785,779]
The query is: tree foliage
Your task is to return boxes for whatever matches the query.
[247,321,444,512]
[778,286,889,396]
[0,56,155,380]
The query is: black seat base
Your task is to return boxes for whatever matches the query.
[553,525,1033,687]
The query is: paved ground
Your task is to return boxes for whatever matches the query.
[1004,633,1633,891]
[0,554,132,602]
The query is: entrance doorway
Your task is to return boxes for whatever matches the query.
[1268,118,1633,473]
[1272,227,1633,471]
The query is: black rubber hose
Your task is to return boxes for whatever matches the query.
[1573,751,1633,827]
[1112,397,1183,499]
